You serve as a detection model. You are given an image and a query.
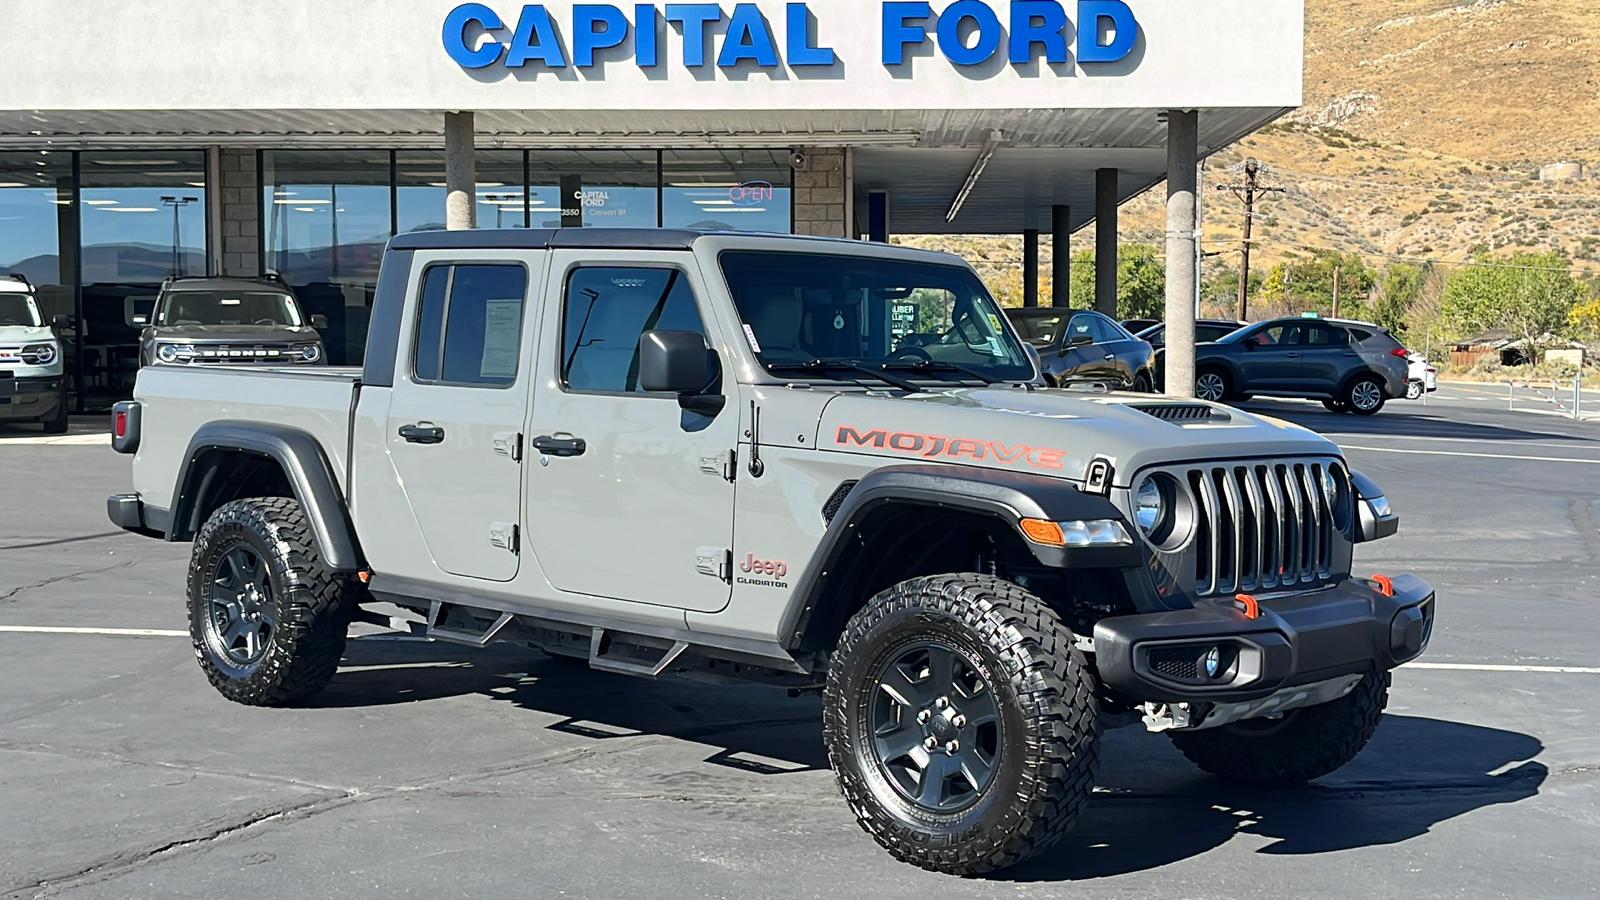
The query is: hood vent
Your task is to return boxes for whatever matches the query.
[1128,403,1226,423]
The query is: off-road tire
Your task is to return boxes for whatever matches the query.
[40,401,68,434]
[187,497,353,706]
[1344,374,1387,416]
[823,574,1099,875]
[1169,669,1389,786]
[1322,399,1350,414]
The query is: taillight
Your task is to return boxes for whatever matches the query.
[1390,347,1409,358]
[114,410,127,438]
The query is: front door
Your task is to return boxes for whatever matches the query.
[524,252,738,613]
[1238,322,1305,390]
[386,259,534,582]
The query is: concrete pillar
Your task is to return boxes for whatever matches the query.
[1163,111,1199,399]
[792,147,849,236]
[444,111,477,231]
[1022,229,1039,307]
[1094,168,1119,317]
[1051,205,1070,307]
[867,191,890,242]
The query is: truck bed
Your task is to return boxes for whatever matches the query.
[130,365,361,513]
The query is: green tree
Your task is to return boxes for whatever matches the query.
[1369,262,1433,337]
[1440,250,1582,355]
[1066,244,1166,319]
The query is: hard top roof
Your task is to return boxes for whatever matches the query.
[387,227,941,256]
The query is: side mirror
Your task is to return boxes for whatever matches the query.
[53,314,72,330]
[1068,334,1095,348]
[639,329,723,415]
[308,314,329,330]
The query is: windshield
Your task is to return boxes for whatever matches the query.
[1007,312,1075,344]
[0,294,42,327]
[720,251,1033,382]
[156,290,302,327]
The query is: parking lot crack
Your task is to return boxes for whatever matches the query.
[4,790,359,900]
[0,562,136,606]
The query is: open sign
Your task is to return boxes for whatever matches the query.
[728,181,774,207]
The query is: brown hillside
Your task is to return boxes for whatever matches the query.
[906,0,1600,302]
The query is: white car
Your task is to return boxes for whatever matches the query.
[1406,352,1438,401]
[0,275,69,432]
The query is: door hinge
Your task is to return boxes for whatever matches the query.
[700,450,736,482]
[696,547,732,583]
[490,522,520,554]
[493,431,523,462]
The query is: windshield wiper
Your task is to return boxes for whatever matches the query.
[881,360,1004,385]
[767,360,923,393]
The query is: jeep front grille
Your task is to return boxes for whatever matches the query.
[1187,460,1348,597]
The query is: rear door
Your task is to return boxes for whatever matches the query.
[522,252,738,613]
[385,257,535,582]
[1298,323,1358,391]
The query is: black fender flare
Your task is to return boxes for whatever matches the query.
[780,464,1141,652]
[1336,366,1388,399]
[168,421,362,572]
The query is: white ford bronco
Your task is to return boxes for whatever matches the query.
[0,274,69,433]
[108,229,1434,875]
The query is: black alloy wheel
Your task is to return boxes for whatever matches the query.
[188,497,353,706]
[824,574,1099,875]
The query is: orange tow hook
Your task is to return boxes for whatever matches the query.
[1372,574,1394,597]
[1231,593,1261,619]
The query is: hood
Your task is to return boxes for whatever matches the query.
[0,325,55,343]
[816,387,1341,487]
[148,325,320,343]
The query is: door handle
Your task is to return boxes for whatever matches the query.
[398,423,445,445]
[1284,352,1300,358]
[532,434,587,458]
[1103,353,1117,361]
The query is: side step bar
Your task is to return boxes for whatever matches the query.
[589,628,690,678]
[425,600,514,647]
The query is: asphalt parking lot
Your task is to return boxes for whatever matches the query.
[2,391,1598,899]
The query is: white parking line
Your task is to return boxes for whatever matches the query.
[1327,434,1594,450]
[0,625,187,637]
[0,433,111,446]
[1407,662,1600,675]
[1341,445,1600,464]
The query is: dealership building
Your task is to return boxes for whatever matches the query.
[2,0,1302,409]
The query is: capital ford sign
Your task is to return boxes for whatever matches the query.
[443,1,1139,72]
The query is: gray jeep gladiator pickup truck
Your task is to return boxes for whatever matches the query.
[107,229,1434,875]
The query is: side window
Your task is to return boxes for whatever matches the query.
[412,264,528,387]
[561,267,707,394]
[1065,314,1096,343]
[1306,325,1349,346]
[1086,316,1118,344]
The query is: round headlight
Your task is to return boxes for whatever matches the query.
[300,344,322,362]
[1134,477,1166,534]
[22,343,56,365]
[156,344,180,363]
[1320,467,1338,502]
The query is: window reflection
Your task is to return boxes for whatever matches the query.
[662,149,791,233]
[79,151,209,405]
[395,149,528,232]
[529,150,659,229]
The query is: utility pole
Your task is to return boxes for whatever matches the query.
[1214,159,1283,321]
[1332,266,1341,318]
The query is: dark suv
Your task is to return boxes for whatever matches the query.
[1004,307,1156,391]
[1183,316,1409,415]
[137,276,327,368]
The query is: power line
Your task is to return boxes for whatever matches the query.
[1255,165,1600,202]
[1212,159,1287,320]
[1201,235,1592,274]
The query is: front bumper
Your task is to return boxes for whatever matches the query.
[1094,573,1434,704]
[0,375,65,420]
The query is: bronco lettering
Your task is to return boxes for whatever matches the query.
[833,426,1067,470]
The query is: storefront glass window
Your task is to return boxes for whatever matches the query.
[662,149,791,234]
[261,151,393,365]
[529,150,659,229]
[79,151,209,405]
[395,150,529,232]
[0,151,73,301]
